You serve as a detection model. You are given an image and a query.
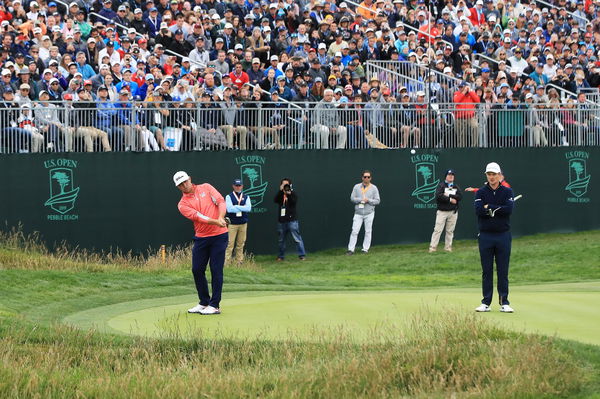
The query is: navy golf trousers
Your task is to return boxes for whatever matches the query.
[478,231,511,306]
[192,232,228,308]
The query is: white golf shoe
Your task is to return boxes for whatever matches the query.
[200,306,221,315]
[500,304,514,313]
[188,304,206,313]
[475,304,491,312]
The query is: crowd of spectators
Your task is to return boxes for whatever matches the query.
[1,0,600,152]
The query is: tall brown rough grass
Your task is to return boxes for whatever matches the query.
[0,225,260,272]
[0,309,586,399]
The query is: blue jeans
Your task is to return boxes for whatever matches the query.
[104,127,124,151]
[277,220,306,259]
[478,231,512,306]
[347,125,368,149]
[192,232,228,308]
[2,127,31,152]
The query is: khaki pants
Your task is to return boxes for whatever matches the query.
[455,117,478,147]
[225,223,248,264]
[311,124,347,149]
[223,125,248,149]
[429,210,458,251]
[74,127,111,152]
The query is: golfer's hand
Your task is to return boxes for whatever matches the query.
[465,187,475,192]
[483,204,489,209]
[450,198,457,204]
[214,218,227,227]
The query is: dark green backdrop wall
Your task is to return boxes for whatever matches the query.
[0,148,596,255]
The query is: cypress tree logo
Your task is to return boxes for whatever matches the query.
[411,154,440,209]
[565,151,591,203]
[44,159,80,220]
[234,155,268,213]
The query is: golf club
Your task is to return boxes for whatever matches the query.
[488,194,523,217]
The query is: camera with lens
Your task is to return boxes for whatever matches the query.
[283,184,292,194]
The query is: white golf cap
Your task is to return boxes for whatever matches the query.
[485,162,501,174]
[173,171,190,186]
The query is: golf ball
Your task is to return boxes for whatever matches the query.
[410,149,416,154]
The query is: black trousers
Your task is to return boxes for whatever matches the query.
[192,232,228,308]
[478,231,512,306]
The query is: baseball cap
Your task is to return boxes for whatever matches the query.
[233,179,243,185]
[485,162,501,174]
[173,171,190,186]
[445,169,455,176]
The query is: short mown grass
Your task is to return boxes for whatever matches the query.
[1,228,600,398]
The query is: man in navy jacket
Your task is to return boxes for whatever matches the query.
[474,162,515,313]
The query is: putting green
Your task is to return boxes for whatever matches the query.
[64,282,600,345]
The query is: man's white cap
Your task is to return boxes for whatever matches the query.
[485,162,501,173]
[173,171,190,186]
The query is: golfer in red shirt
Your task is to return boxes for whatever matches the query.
[174,171,228,315]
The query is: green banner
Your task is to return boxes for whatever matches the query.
[0,148,596,255]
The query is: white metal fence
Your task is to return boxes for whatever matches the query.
[1,101,599,153]
[365,61,463,102]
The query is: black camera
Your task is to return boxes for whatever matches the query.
[283,184,292,193]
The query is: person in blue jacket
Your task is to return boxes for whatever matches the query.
[474,162,515,313]
[225,178,252,265]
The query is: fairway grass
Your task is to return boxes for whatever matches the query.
[64,283,600,346]
[1,230,600,398]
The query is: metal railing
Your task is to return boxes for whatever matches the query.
[365,61,462,101]
[2,101,599,154]
[365,62,427,98]
[534,0,590,25]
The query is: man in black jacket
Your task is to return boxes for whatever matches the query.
[274,178,306,261]
[474,162,515,313]
[429,169,462,253]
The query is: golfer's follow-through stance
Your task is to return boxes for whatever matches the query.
[474,162,515,313]
[174,171,228,315]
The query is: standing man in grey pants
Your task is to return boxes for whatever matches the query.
[347,170,381,255]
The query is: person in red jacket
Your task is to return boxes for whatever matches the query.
[469,0,487,27]
[0,5,13,23]
[229,61,249,89]
[453,82,480,147]
[175,171,228,315]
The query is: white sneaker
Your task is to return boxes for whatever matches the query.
[475,304,491,312]
[200,305,221,315]
[500,304,514,313]
[187,304,206,313]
